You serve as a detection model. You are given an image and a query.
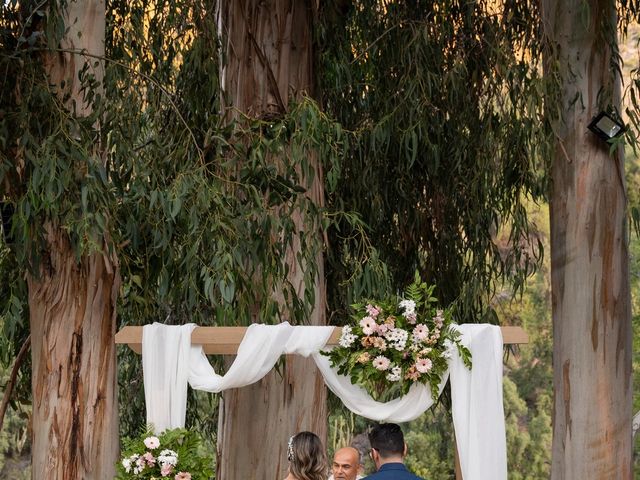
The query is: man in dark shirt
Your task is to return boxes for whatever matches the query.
[362,423,424,480]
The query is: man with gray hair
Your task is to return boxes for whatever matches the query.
[330,446,364,480]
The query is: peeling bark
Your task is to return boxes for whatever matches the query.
[29,226,119,479]
[542,1,632,478]
[216,2,327,479]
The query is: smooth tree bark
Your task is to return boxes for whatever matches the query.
[216,2,327,479]
[541,1,632,478]
[28,1,120,478]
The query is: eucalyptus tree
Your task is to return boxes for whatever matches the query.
[1,0,553,477]
[214,2,329,478]
[541,1,632,477]
[0,0,120,478]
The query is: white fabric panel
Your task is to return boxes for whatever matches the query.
[142,322,196,433]
[450,324,507,480]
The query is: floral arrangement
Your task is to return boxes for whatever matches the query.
[323,273,471,400]
[116,428,214,480]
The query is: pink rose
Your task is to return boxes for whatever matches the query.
[357,352,371,363]
[404,366,420,380]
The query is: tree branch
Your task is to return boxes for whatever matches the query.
[0,335,31,433]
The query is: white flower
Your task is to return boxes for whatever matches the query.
[122,458,132,473]
[372,355,391,371]
[385,328,408,351]
[442,339,454,359]
[386,365,402,382]
[158,449,179,467]
[131,453,145,474]
[399,299,416,315]
[339,333,358,348]
[144,436,160,449]
[339,325,358,348]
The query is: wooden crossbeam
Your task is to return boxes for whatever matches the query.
[115,325,528,354]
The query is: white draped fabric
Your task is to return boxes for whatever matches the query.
[142,324,193,431]
[311,352,447,423]
[142,322,507,480]
[449,324,507,480]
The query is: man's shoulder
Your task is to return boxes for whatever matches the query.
[362,474,425,480]
[363,475,424,480]
[362,465,425,480]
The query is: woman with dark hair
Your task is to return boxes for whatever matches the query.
[283,431,327,480]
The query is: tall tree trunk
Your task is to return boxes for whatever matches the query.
[28,1,119,478]
[216,2,327,479]
[542,1,632,478]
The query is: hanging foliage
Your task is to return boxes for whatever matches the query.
[318,0,555,323]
